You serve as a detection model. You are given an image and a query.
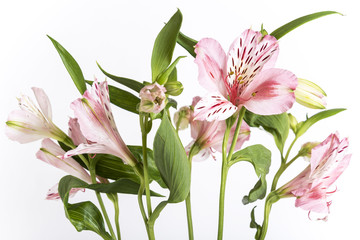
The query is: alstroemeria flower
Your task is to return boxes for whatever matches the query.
[194,29,298,121]
[36,138,92,200]
[5,87,67,143]
[186,97,250,161]
[63,80,138,166]
[68,117,87,146]
[173,106,191,130]
[278,132,351,220]
[139,83,167,113]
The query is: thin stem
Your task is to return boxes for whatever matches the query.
[185,147,196,240]
[217,157,229,240]
[284,137,298,163]
[134,164,154,240]
[258,196,273,240]
[113,197,121,240]
[226,107,246,162]
[185,194,194,240]
[271,153,301,191]
[90,168,117,240]
[140,114,152,217]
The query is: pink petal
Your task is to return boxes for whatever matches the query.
[195,38,227,96]
[32,87,52,120]
[37,139,92,183]
[193,94,237,121]
[295,187,329,214]
[226,29,278,87]
[5,110,48,143]
[68,117,87,146]
[46,183,84,200]
[241,68,297,115]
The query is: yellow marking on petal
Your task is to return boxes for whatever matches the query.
[252,92,256,97]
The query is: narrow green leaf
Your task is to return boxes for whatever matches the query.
[153,111,190,203]
[87,178,163,197]
[167,67,177,82]
[244,111,289,153]
[229,145,271,204]
[47,35,87,94]
[296,108,346,138]
[86,80,140,114]
[270,11,342,40]
[156,56,185,85]
[97,62,144,92]
[151,10,182,81]
[177,31,197,57]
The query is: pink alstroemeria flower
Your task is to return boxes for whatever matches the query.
[194,29,298,121]
[36,138,92,200]
[63,80,138,167]
[186,97,250,161]
[5,88,67,143]
[278,132,351,220]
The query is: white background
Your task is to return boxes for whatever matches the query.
[1,0,359,239]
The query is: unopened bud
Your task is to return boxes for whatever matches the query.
[299,142,320,161]
[288,113,298,133]
[164,81,184,96]
[295,78,327,109]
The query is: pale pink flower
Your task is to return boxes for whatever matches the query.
[278,132,351,220]
[194,29,298,121]
[63,80,138,166]
[186,97,250,161]
[139,83,167,113]
[5,88,67,143]
[36,138,92,200]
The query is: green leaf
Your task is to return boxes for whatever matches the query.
[86,80,140,114]
[244,111,289,153]
[270,11,342,40]
[177,31,197,57]
[151,9,182,81]
[87,178,163,197]
[97,62,144,92]
[92,154,139,182]
[296,108,346,138]
[229,145,271,204]
[153,111,190,203]
[156,56,185,85]
[58,176,111,239]
[47,35,87,95]
[167,67,177,82]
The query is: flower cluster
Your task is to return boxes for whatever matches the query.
[4,10,351,240]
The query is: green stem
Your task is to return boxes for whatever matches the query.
[217,107,245,240]
[140,114,153,217]
[113,197,121,240]
[185,146,197,240]
[258,196,273,240]
[90,168,117,240]
[217,157,229,240]
[134,164,154,240]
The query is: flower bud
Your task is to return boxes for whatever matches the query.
[173,106,191,130]
[295,78,327,109]
[299,141,321,161]
[139,83,167,114]
[288,113,298,133]
[164,81,184,96]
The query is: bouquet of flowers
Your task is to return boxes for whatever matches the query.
[5,9,351,240]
